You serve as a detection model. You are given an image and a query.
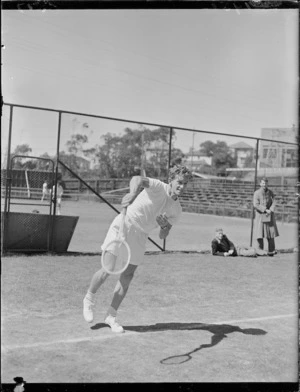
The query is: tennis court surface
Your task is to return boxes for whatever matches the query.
[36,200,299,253]
[1,249,298,383]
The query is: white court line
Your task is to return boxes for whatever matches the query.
[206,313,297,325]
[2,313,297,351]
[2,331,138,351]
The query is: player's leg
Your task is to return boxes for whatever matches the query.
[257,238,264,250]
[83,218,120,323]
[255,247,268,256]
[104,221,147,332]
[237,246,257,257]
[104,264,138,333]
[83,267,110,323]
[267,237,276,256]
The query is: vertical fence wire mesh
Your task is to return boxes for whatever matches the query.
[3,156,55,252]
[2,103,298,253]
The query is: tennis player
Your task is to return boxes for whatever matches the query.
[83,165,192,332]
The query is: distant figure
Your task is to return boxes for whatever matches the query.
[52,181,64,215]
[253,177,279,257]
[41,181,49,201]
[13,377,26,392]
[211,228,266,257]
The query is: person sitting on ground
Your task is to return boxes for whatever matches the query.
[211,228,267,257]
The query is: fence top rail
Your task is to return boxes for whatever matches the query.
[3,102,298,146]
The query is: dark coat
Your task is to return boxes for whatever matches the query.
[211,235,237,256]
[253,187,279,239]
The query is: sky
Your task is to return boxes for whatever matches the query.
[1,8,299,159]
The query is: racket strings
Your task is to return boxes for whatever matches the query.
[101,208,131,275]
[102,241,130,274]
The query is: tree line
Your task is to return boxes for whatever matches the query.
[9,126,240,178]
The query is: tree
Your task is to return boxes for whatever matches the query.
[59,134,92,173]
[66,134,88,155]
[36,152,54,171]
[12,144,32,156]
[58,127,184,179]
[199,140,236,176]
[199,140,215,157]
[12,144,34,169]
[92,127,184,179]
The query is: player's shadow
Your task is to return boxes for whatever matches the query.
[92,321,267,337]
[91,321,267,364]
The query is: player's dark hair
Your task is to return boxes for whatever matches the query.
[168,165,192,182]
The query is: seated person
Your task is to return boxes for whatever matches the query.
[211,228,266,257]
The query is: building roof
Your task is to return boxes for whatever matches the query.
[230,141,254,149]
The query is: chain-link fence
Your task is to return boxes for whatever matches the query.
[7,155,54,214]
[1,102,298,253]
[2,156,55,252]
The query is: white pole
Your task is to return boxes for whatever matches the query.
[25,170,31,198]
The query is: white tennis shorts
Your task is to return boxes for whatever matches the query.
[101,214,148,266]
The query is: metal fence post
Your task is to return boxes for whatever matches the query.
[49,111,62,252]
[163,127,173,252]
[250,138,260,247]
[2,105,14,255]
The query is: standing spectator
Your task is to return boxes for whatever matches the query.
[41,181,49,202]
[253,177,279,256]
[52,181,64,215]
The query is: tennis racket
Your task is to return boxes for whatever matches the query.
[101,208,131,275]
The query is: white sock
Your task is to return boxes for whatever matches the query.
[106,306,117,318]
[85,291,95,303]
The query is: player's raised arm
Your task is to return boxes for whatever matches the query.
[121,175,150,207]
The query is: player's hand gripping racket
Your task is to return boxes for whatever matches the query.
[101,208,131,275]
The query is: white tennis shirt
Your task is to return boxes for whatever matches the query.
[53,185,64,198]
[126,178,182,234]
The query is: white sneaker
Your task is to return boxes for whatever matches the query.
[83,298,94,323]
[104,315,124,333]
